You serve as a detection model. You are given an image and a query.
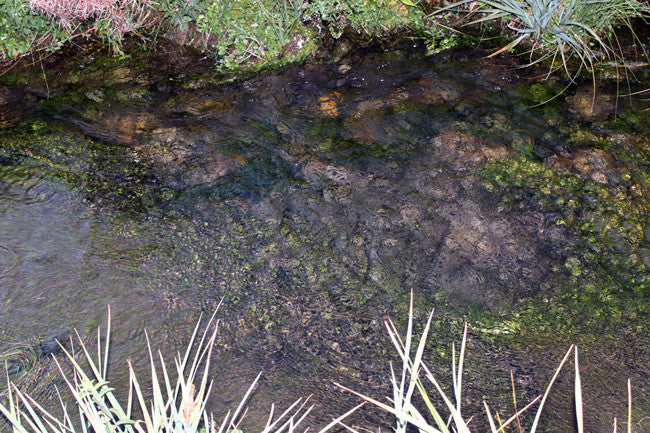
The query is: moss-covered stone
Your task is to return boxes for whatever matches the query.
[480,152,649,338]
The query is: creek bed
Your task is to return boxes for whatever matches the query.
[0,42,649,432]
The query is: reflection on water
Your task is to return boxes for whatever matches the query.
[0,43,649,431]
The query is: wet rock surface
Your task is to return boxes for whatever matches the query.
[1,43,649,432]
[545,147,628,184]
[565,85,618,122]
[0,85,41,128]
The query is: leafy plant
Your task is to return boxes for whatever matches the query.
[0,0,67,59]
[255,0,306,46]
[158,0,212,32]
[196,0,308,69]
[307,0,424,39]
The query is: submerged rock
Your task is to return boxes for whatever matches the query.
[565,85,617,122]
[545,147,627,185]
[0,85,40,128]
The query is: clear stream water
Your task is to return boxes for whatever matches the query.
[0,42,649,432]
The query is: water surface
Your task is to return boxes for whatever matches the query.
[1,43,649,431]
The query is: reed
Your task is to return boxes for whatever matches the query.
[0,300,640,433]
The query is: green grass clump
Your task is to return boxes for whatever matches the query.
[436,0,650,79]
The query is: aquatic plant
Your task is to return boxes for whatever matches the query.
[0,308,357,433]
[337,293,639,433]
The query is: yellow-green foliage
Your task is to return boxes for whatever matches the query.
[196,0,307,68]
[309,0,424,38]
[0,0,66,59]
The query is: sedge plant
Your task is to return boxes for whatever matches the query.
[0,307,360,433]
[434,0,650,89]
[336,292,638,433]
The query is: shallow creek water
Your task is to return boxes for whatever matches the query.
[0,43,649,432]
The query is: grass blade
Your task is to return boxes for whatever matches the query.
[627,379,632,433]
[529,345,575,433]
[575,347,583,433]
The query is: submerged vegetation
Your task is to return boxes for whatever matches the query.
[0,301,642,432]
[0,1,648,432]
[1,0,649,74]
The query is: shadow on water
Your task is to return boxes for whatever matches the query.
[0,42,649,431]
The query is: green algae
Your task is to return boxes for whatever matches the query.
[0,121,164,216]
[480,153,649,340]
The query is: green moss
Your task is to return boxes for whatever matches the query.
[479,153,650,339]
[607,108,650,133]
[521,82,558,104]
[0,120,165,215]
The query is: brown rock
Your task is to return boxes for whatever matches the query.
[431,130,509,171]
[566,86,616,121]
[545,148,626,184]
